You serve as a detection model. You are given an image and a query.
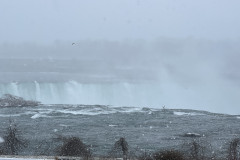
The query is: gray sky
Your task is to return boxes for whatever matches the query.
[0,0,240,114]
[0,0,240,43]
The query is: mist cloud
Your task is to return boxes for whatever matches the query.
[0,38,239,85]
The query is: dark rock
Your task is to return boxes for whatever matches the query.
[0,94,40,107]
[182,133,201,138]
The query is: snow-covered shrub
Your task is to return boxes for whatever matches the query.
[153,150,185,160]
[56,136,91,158]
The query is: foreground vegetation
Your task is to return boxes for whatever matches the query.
[0,122,239,160]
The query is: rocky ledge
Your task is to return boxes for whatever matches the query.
[0,94,40,107]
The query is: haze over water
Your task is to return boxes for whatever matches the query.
[0,0,240,114]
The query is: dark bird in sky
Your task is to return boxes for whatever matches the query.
[72,43,75,45]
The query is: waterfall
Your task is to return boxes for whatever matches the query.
[0,80,239,114]
[0,81,161,106]
[34,81,41,101]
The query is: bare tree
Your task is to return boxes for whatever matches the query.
[0,122,27,155]
[112,137,128,160]
[181,139,216,160]
[228,138,240,160]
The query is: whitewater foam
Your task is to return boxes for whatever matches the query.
[174,111,205,116]
[0,137,4,143]
[0,113,22,117]
[108,124,118,127]
[31,113,50,119]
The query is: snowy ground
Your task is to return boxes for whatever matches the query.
[0,156,120,160]
[0,156,53,160]
[0,156,85,160]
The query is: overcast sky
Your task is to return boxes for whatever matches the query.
[0,0,240,114]
[0,0,240,43]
